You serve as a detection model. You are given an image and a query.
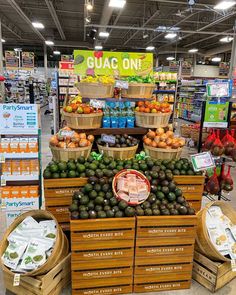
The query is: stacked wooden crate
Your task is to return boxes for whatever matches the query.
[134,216,197,293]
[44,178,87,231]
[174,175,205,212]
[70,218,135,295]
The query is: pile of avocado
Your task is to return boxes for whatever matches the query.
[68,157,196,219]
[43,155,201,180]
[97,134,139,148]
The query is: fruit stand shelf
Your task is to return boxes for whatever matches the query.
[74,128,148,135]
[82,97,153,103]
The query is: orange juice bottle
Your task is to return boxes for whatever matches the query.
[2,160,12,175]
[19,138,29,153]
[21,159,31,175]
[10,138,20,153]
[0,138,11,153]
[30,159,39,176]
[28,137,38,153]
[11,160,21,175]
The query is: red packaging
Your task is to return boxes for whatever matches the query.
[206,167,220,194]
[211,130,224,156]
[203,129,216,151]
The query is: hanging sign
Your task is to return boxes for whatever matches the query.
[61,55,73,62]
[5,51,18,69]
[59,61,74,76]
[169,61,179,73]
[219,62,230,77]
[73,50,153,76]
[203,101,229,128]
[191,152,215,171]
[206,82,230,97]
[181,60,192,77]
[0,104,38,134]
[22,52,34,69]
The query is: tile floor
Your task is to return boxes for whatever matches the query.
[1,109,236,294]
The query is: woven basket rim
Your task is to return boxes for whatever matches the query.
[78,82,114,86]
[135,111,172,117]
[62,111,103,118]
[127,83,156,87]
[97,143,138,152]
[50,144,92,151]
[144,144,182,153]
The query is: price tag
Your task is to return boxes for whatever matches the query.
[101,134,116,144]
[13,274,21,286]
[1,176,6,186]
[115,80,129,89]
[190,152,215,172]
[59,130,75,137]
[0,153,5,163]
[90,99,105,109]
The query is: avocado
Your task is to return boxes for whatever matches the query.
[97,211,106,218]
[95,205,103,212]
[89,190,98,199]
[78,156,85,164]
[99,163,106,170]
[170,209,179,215]
[58,161,67,172]
[87,201,95,210]
[175,188,182,197]
[98,191,105,198]
[84,183,93,193]
[43,169,52,179]
[151,203,159,210]
[117,165,124,171]
[150,171,159,179]
[71,211,79,219]
[139,163,148,171]
[99,178,107,185]
[178,206,188,215]
[144,208,152,216]
[106,210,115,218]
[102,184,110,193]
[73,191,84,200]
[177,196,185,204]
[115,211,124,217]
[80,211,89,219]
[152,209,161,216]
[88,176,98,184]
[187,169,194,175]
[162,186,169,195]
[159,171,166,180]
[147,194,156,204]
[52,172,60,178]
[67,162,76,171]
[86,169,95,177]
[168,182,176,192]
[69,203,78,212]
[142,201,151,209]
[167,192,176,202]
[87,155,94,163]
[80,172,86,177]
[151,185,158,193]
[166,172,173,181]
[106,192,113,199]
[180,170,186,175]
[161,209,170,215]
[79,205,87,211]
[94,184,102,192]
[67,170,76,178]
[112,205,119,213]
[88,210,97,219]
[125,206,135,217]
[80,196,89,205]
[118,200,128,210]
[110,197,118,207]
[188,208,195,215]
[156,191,165,200]
[50,164,59,173]
[173,169,180,175]
[76,164,85,173]
[95,197,104,205]
[161,180,169,186]
[103,199,110,206]
[147,160,154,168]
[152,165,161,172]
[136,207,144,216]
[95,169,104,178]
[104,205,111,211]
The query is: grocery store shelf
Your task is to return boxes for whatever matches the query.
[153,90,176,94]
[0,153,38,159]
[75,127,148,135]
[178,117,197,123]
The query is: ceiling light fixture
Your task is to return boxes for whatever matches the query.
[94,45,103,50]
[85,16,91,23]
[214,1,236,10]
[1,38,6,43]
[165,33,177,39]
[45,40,54,45]
[14,48,22,52]
[155,26,180,32]
[109,0,126,8]
[146,46,155,51]
[220,36,234,43]
[53,50,61,55]
[166,56,175,61]
[143,33,149,39]
[32,22,44,29]
[99,31,110,38]
[86,0,94,11]
[212,57,221,62]
[188,48,198,53]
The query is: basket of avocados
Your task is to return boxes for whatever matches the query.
[144,144,182,160]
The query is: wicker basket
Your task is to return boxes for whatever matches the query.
[50,144,92,161]
[180,125,191,138]
[62,111,103,129]
[191,129,208,143]
[144,144,182,160]
[135,111,171,128]
[97,144,138,160]
[77,82,114,98]
[122,83,156,99]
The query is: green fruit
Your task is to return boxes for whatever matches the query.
[104,199,110,206]
[147,160,154,168]
[87,156,94,163]
[43,170,51,179]
[106,210,115,218]
[95,197,104,205]
[159,171,166,180]
[173,169,180,175]
[142,201,151,209]
[151,185,158,193]
[188,208,195,215]
[58,161,67,172]
[177,196,185,204]
[161,180,169,186]
[50,164,58,173]
[118,200,128,210]
[168,182,176,192]
[95,170,103,178]
[102,184,110,193]
[87,201,95,210]
[99,163,106,170]
[52,172,60,178]
[97,211,106,218]
[88,176,98,184]
[136,208,144,216]
[89,163,97,171]
[76,164,85,173]
[95,205,103,212]
[179,206,188,215]
[99,178,107,185]
[153,209,160,216]
[78,156,85,164]
[117,165,124,171]
[86,170,95,177]
[167,192,176,202]
[67,162,76,171]
[112,206,119,213]
[98,191,105,198]
[109,161,117,170]
[94,184,102,192]
[104,205,111,211]
[162,186,169,195]
[150,171,158,179]
[115,211,124,217]
[84,183,93,193]
[104,170,113,178]
[80,172,86,177]
[170,209,179,215]
[84,162,90,168]
[147,194,156,204]
[110,197,118,207]
[106,192,113,199]
[103,157,110,165]
[88,210,97,219]
[60,172,67,178]
[156,191,165,200]
[125,206,135,217]
[69,204,78,212]
[144,208,152,216]
[180,170,186,175]
[80,211,89,219]
[73,191,84,200]
[161,209,170,215]
[139,163,148,171]
[175,188,182,197]
[68,170,76,178]
[166,173,173,181]
[187,170,194,175]
[80,196,89,205]
[89,190,98,199]
[79,205,87,211]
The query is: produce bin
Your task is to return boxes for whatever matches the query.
[122,83,156,99]
[62,111,103,129]
[50,144,92,162]
[144,144,182,160]
[77,82,114,98]
[97,144,138,160]
[135,111,171,128]
[134,215,197,293]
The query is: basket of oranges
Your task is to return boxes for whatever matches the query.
[63,103,103,129]
[135,101,172,128]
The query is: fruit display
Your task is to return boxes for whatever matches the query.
[49,127,94,149]
[80,75,115,84]
[135,101,171,113]
[221,165,234,192]
[143,128,185,149]
[63,102,102,114]
[69,157,196,219]
[125,75,155,84]
[97,134,138,148]
[43,155,201,180]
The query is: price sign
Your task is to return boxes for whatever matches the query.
[90,99,106,109]
[101,134,116,144]
[59,130,75,137]
[206,82,230,97]
[115,80,129,89]
[191,152,215,172]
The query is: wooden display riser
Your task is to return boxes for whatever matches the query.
[70,218,135,295]
[134,215,197,292]
[193,251,236,292]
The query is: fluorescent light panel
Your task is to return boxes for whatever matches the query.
[32,22,44,29]
[146,46,155,51]
[220,36,233,42]
[188,48,198,53]
[155,26,180,32]
[45,40,54,45]
[99,32,109,37]
[167,57,175,61]
[109,0,126,8]
[1,38,5,43]
[165,33,177,39]
[212,57,221,62]
[95,45,103,50]
[53,50,61,55]
[214,1,236,9]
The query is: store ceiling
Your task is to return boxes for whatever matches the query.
[0,0,236,58]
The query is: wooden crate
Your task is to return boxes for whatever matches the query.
[44,178,87,230]
[193,251,236,292]
[71,218,135,295]
[4,254,71,295]
[174,175,205,213]
[134,215,197,293]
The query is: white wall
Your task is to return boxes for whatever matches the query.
[193,65,219,78]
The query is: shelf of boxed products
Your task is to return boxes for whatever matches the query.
[1,174,39,181]
[75,127,148,136]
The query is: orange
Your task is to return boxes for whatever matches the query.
[137,101,144,107]
[144,108,150,113]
